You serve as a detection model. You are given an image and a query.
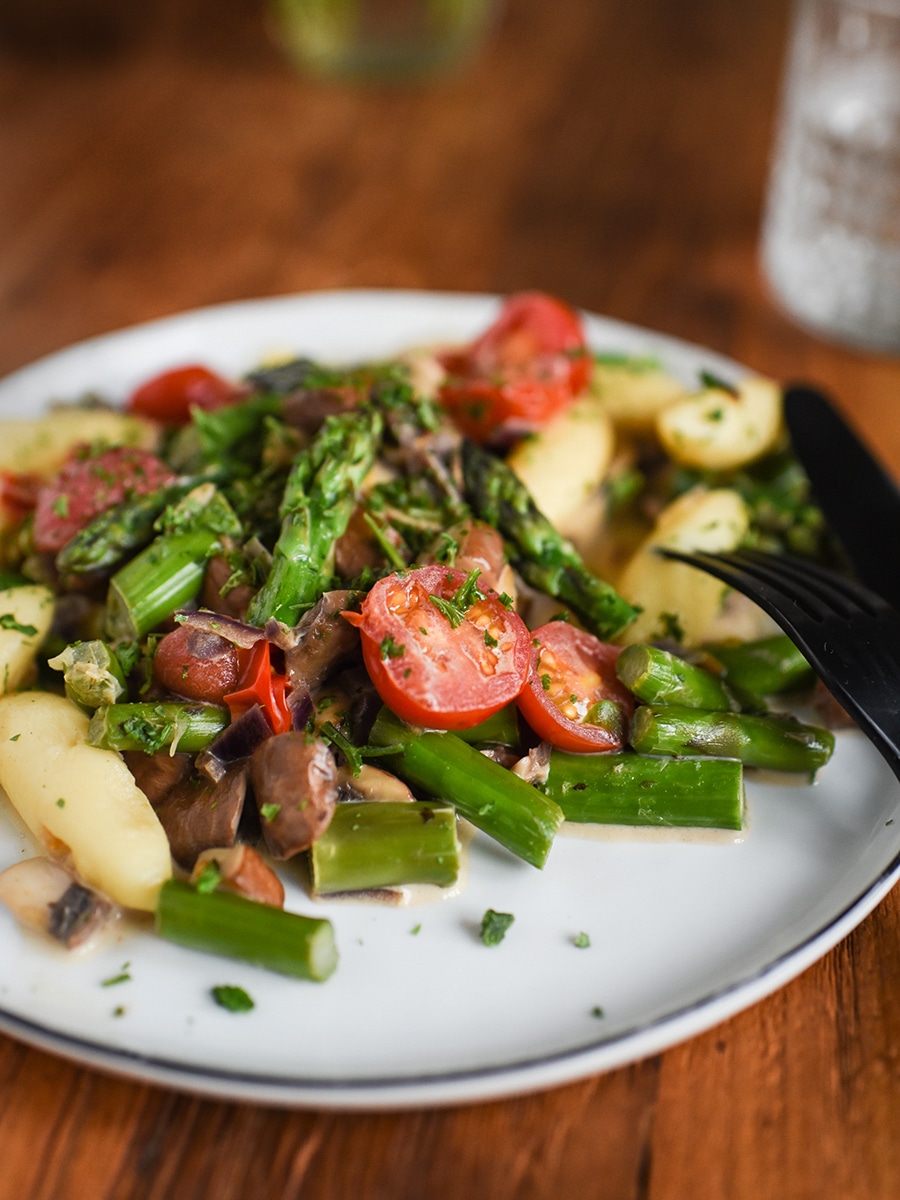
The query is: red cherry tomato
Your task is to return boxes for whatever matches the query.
[517,622,635,753]
[153,625,240,704]
[345,564,531,731]
[224,639,293,735]
[32,446,176,554]
[126,364,243,426]
[438,292,591,444]
[0,471,40,525]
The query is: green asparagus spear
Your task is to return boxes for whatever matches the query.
[629,704,834,774]
[310,802,460,894]
[544,750,744,830]
[156,879,337,981]
[55,480,198,575]
[703,634,815,696]
[366,707,563,868]
[105,527,221,640]
[245,408,383,627]
[461,440,639,639]
[104,485,241,640]
[616,643,742,711]
[89,701,228,753]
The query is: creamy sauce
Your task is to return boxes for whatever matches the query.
[557,819,746,845]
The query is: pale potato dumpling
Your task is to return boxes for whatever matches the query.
[0,584,55,694]
[591,361,689,434]
[616,487,751,647]
[0,410,158,477]
[0,692,171,911]
[656,377,783,472]
[507,395,615,543]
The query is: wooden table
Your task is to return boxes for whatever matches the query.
[1,1,899,1195]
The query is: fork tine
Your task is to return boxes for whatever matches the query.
[657,548,811,635]
[656,546,900,781]
[726,549,888,619]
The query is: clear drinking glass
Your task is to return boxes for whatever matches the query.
[761,0,900,351]
[268,0,500,82]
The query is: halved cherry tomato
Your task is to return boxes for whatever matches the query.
[345,564,531,731]
[438,291,591,444]
[517,621,635,753]
[153,624,240,704]
[224,639,293,735]
[126,364,243,426]
[32,446,176,553]
[0,471,40,525]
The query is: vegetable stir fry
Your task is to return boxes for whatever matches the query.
[0,292,840,981]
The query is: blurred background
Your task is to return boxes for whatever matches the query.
[0,0,796,376]
[3,5,900,1199]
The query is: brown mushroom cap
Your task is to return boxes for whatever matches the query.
[250,734,337,859]
[154,762,248,869]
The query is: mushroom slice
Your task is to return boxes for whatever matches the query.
[191,845,285,908]
[155,762,248,869]
[0,857,115,949]
[284,590,361,692]
[335,763,416,804]
[123,750,194,807]
[250,733,337,859]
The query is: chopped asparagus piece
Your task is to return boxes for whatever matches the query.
[616,643,742,711]
[545,750,744,830]
[366,707,563,868]
[629,704,834,774]
[89,701,228,754]
[310,802,460,894]
[703,634,815,696]
[156,879,337,982]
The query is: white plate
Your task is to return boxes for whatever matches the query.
[0,290,897,1111]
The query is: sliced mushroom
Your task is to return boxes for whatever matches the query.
[191,845,285,908]
[0,857,115,949]
[201,555,256,621]
[284,590,361,693]
[510,741,552,786]
[123,750,194,807]
[283,383,362,435]
[250,733,337,859]
[335,763,416,803]
[334,504,403,578]
[154,762,248,869]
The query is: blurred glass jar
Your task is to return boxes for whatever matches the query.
[268,0,500,82]
[761,0,900,351]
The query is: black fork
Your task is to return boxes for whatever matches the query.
[658,547,900,783]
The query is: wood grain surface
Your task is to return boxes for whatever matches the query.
[1,1,900,1196]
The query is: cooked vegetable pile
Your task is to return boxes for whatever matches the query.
[0,292,841,982]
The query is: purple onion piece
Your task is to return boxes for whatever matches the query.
[196,704,273,781]
[175,609,267,649]
[290,686,313,731]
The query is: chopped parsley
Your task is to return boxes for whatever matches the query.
[194,860,222,894]
[380,634,405,660]
[0,614,38,637]
[52,495,69,517]
[483,630,498,648]
[574,932,591,949]
[480,908,515,946]
[428,569,485,629]
[211,984,255,1013]
[101,970,131,988]
[320,721,362,776]
[259,802,281,823]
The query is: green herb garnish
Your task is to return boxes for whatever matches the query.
[480,908,515,946]
[211,984,255,1013]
